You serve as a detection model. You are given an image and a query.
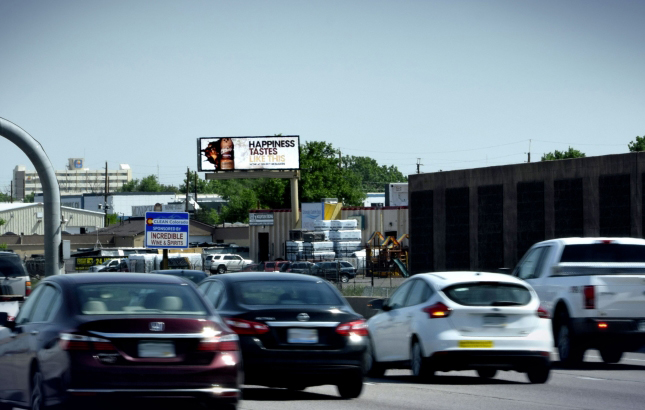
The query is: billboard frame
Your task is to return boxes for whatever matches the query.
[197,135,300,173]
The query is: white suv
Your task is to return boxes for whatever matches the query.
[366,271,553,383]
[205,254,252,274]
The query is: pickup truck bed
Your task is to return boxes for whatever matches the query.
[512,238,645,365]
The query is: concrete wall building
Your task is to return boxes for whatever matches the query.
[12,159,132,198]
[0,203,104,236]
[408,152,642,274]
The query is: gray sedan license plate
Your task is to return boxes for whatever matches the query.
[287,328,318,344]
[138,341,176,358]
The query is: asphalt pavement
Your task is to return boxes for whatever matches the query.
[239,350,645,410]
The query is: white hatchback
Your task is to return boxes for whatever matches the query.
[365,272,553,383]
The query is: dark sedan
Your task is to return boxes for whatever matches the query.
[197,272,368,398]
[0,273,241,410]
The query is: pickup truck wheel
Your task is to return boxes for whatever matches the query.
[600,349,623,364]
[557,320,584,366]
[340,274,350,283]
[217,265,227,274]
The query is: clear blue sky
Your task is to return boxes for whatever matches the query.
[1,0,643,191]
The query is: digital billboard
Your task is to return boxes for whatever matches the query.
[198,136,300,172]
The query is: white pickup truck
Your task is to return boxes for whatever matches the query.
[512,237,645,365]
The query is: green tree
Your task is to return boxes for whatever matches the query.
[628,135,645,152]
[194,207,219,225]
[342,156,407,192]
[541,147,586,161]
[0,192,11,202]
[299,141,365,206]
[119,175,178,193]
[0,218,5,227]
[23,193,35,203]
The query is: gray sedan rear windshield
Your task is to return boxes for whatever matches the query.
[443,282,532,306]
[235,280,343,305]
[76,283,207,315]
[560,244,645,263]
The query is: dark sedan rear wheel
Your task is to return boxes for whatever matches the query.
[476,368,497,379]
[336,372,364,399]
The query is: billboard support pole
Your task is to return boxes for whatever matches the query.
[1,117,62,276]
[290,171,300,228]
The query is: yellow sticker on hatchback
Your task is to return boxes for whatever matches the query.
[459,340,494,348]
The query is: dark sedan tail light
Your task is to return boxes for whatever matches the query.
[224,318,270,335]
[198,334,240,352]
[336,319,369,336]
[59,333,116,351]
[422,302,452,319]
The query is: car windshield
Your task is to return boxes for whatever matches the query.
[76,283,208,315]
[0,257,27,278]
[443,282,532,306]
[234,280,343,305]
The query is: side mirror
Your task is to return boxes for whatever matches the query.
[367,299,387,311]
[496,268,512,275]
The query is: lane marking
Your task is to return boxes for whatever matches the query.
[578,377,605,381]
[586,355,645,363]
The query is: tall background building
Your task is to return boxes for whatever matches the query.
[12,159,132,198]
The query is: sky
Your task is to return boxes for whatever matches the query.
[1,0,643,192]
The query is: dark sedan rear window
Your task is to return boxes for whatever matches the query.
[76,283,208,315]
[443,282,532,306]
[234,280,343,305]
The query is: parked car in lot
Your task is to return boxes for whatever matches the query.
[0,251,31,297]
[512,237,645,365]
[88,258,126,272]
[0,273,241,410]
[150,269,208,284]
[205,254,253,274]
[311,261,357,283]
[284,261,316,274]
[197,272,368,398]
[366,271,552,383]
[98,259,130,272]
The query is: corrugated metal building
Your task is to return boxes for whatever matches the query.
[0,203,104,236]
[248,207,409,263]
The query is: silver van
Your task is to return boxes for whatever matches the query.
[0,251,31,297]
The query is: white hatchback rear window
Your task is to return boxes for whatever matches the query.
[443,282,531,307]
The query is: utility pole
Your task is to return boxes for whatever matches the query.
[338,150,342,170]
[416,158,423,174]
[10,181,13,203]
[104,161,109,227]
[185,167,190,212]
[526,139,532,163]
[194,171,198,212]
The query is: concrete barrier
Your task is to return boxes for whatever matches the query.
[346,296,384,319]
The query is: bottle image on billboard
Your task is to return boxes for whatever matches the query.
[220,138,235,170]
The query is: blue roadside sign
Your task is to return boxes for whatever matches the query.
[145,211,190,249]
